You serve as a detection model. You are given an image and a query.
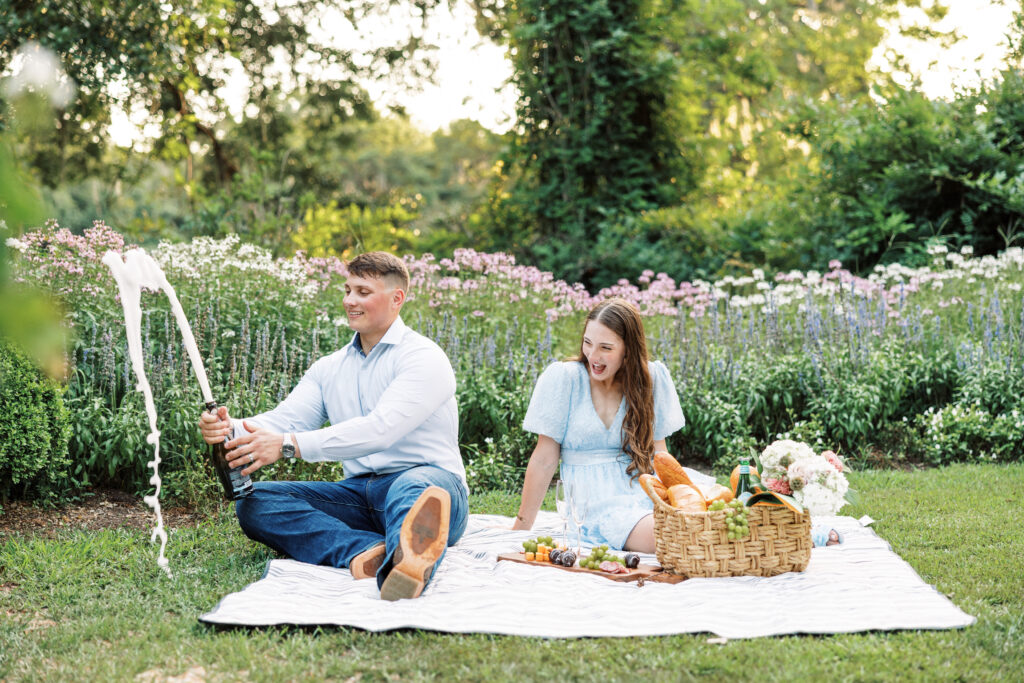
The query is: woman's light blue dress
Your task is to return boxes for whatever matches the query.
[523,360,709,550]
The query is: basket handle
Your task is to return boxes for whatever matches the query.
[639,473,668,508]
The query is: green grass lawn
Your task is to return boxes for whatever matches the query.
[2,464,1022,682]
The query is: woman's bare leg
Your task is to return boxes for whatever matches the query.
[623,513,656,554]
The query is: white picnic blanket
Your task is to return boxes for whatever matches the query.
[198,512,975,639]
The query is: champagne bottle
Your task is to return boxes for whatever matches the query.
[735,456,755,504]
[204,401,253,500]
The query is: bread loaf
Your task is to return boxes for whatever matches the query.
[667,484,707,512]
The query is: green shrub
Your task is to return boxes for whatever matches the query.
[778,74,1024,271]
[774,415,830,453]
[915,402,1024,465]
[0,338,72,505]
[676,392,755,471]
[9,222,1024,499]
[808,349,907,451]
[955,360,1024,416]
[463,433,531,493]
[894,347,959,418]
[736,355,813,442]
[457,371,535,490]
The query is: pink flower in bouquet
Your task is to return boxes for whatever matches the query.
[759,439,850,516]
[821,450,843,472]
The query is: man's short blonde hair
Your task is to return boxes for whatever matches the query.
[347,251,410,290]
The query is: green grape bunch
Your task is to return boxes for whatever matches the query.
[710,499,751,541]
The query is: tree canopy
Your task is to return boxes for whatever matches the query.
[0,0,446,185]
[477,0,957,286]
[4,0,1022,286]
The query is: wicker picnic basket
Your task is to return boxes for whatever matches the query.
[641,479,812,578]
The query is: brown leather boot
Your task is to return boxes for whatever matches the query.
[380,486,451,601]
[349,542,386,580]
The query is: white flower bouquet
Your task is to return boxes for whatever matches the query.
[757,439,849,516]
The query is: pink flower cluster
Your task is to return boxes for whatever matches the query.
[403,248,595,319]
[293,251,348,292]
[12,223,1022,327]
[401,248,729,321]
[7,220,126,302]
[11,219,125,267]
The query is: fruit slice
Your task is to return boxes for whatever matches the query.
[747,491,804,514]
[653,451,694,488]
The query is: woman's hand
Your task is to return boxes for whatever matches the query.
[513,435,561,530]
[510,513,532,531]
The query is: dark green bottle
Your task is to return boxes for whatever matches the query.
[205,401,253,500]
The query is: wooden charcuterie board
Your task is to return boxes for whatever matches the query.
[497,553,685,584]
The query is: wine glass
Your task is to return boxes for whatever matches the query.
[566,482,588,559]
[554,479,569,548]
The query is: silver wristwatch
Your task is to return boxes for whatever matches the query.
[281,434,297,459]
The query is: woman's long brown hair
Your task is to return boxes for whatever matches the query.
[575,298,655,480]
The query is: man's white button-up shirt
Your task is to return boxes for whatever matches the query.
[232,316,465,484]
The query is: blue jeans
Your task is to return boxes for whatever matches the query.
[235,465,468,590]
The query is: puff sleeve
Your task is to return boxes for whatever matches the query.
[651,360,685,439]
[522,362,574,444]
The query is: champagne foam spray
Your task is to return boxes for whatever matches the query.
[102,248,217,577]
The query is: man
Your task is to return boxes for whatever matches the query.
[198,251,468,601]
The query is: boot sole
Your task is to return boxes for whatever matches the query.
[349,543,386,580]
[380,486,450,601]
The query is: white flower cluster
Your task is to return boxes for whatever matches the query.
[716,245,1024,314]
[759,439,849,517]
[5,236,27,252]
[152,235,320,301]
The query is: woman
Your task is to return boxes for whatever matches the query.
[511,297,712,553]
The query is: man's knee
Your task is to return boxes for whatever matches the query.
[396,465,463,491]
[390,466,468,544]
[234,482,277,536]
[393,465,441,489]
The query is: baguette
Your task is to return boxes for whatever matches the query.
[653,451,694,489]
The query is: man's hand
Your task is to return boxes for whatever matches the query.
[225,420,284,476]
[198,405,232,445]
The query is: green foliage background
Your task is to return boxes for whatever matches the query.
[6,224,1024,505]
[3,1,1024,506]
[485,0,697,286]
[0,338,71,506]
[6,0,1021,289]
